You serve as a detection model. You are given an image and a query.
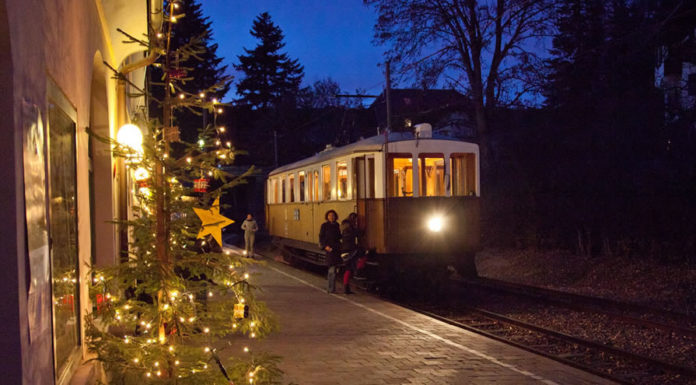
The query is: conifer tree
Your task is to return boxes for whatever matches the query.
[150,0,230,143]
[234,12,304,110]
[86,2,281,384]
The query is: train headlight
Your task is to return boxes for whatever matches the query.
[427,215,444,232]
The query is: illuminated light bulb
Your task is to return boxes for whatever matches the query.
[159,336,166,344]
[175,360,180,366]
[249,372,254,378]
[240,298,245,304]
[204,347,211,352]
[212,98,218,104]
[218,126,226,132]
[219,154,227,159]
[154,362,159,367]
[233,323,238,328]
[117,124,143,152]
[225,250,231,255]
[124,305,130,310]
[171,15,177,22]
[208,291,213,297]
[163,304,169,310]
[250,321,255,327]
[133,358,139,363]
[243,347,249,353]
[189,317,195,322]
[186,157,192,163]
[179,317,185,322]
[140,321,146,326]
[179,93,185,99]
[250,332,256,338]
[156,32,163,38]
[199,92,205,98]
[188,294,194,300]
[156,371,161,377]
[146,323,152,329]
[198,139,205,147]
[249,379,254,384]
[116,315,122,321]
[146,372,151,377]
[204,364,208,369]
[208,171,213,176]
[163,153,169,159]
[168,346,174,352]
[105,293,112,299]
[201,241,206,246]
[244,273,250,279]
[215,140,221,146]
[217,108,223,114]
[173,2,179,8]
[226,141,232,147]
[124,336,129,343]
[204,327,210,333]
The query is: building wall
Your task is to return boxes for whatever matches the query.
[1,0,150,383]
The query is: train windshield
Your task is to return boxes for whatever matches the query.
[420,156,446,196]
[388,156,414,197]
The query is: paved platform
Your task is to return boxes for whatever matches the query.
[225,248,614,385]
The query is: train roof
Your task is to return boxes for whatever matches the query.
[269,132,473,176]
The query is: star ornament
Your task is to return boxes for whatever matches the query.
[193,196,234,246]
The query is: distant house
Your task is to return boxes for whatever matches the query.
[369,88,476,139]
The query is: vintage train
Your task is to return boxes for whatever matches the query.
[265,123,481,283]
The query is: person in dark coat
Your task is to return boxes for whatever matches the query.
[319,209,341,293]
[340,217,360,294]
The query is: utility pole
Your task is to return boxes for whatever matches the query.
[385,60,392,132]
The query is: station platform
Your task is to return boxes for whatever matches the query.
[225,247,614,385]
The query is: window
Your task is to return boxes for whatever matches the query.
[336,161,348,199]
[288,174,295,202]
[298,172,306,202]
[451,154,476,196]
[273,178,281,203]
[322,165,331,200]
[388,155,414,197]
[420,155,445,196]
[48,101,80,375]
[281,179,286,203]
[313,170,319,201]
[307,171,313,202]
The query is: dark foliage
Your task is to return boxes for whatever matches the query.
[234,12,304,110]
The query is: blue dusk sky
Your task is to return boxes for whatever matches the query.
[200,0,387,101]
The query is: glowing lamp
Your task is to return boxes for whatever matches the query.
[427,216,444,232]
[116,124,143,152]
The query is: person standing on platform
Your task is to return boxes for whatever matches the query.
[340,215,360,294]
[241,213,258,257]
[319,209,341,293]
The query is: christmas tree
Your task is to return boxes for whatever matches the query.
[85,2,282,384]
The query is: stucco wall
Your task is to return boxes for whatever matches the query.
[3,0,148,383]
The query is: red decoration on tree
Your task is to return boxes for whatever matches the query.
[193,178,209,192]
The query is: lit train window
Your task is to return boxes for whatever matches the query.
[322,165,331,200]
[451,154,476,196]
[306,171,312,202]
[313,170,319,201]
[388,155,413,197]
[337,161,348,199]
[289,174,295,202]
[272,179,279,203]
[420,155,446,196]
[298,171,306,202]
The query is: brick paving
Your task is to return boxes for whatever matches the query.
[224,248,614,385]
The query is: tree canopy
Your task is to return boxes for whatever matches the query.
[234,12,304,110]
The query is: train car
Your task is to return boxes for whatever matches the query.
[265,123,480,281]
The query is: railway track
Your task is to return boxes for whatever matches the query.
[398,277,696,384]
[414,304,696,385]
[263,244,696,383]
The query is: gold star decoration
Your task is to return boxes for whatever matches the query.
[193,196,234,246]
